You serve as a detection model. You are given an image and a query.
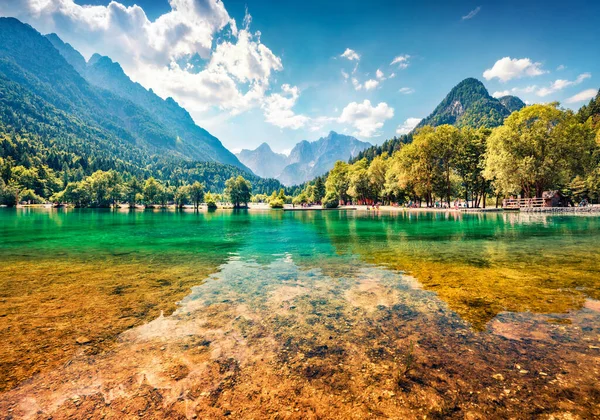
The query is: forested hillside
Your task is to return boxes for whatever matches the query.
[0,18,282,205]
[417,78,524,129]
[46,33,244,168]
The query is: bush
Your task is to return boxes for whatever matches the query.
[269,197,284,208]
[322,192,339,209]
[20,189,45,204]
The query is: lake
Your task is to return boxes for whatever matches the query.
[1,208,599,418]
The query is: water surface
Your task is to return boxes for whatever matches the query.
[0,209,599,418]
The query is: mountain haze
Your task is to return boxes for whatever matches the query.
[237,131,371,185]
[236,143,288,179]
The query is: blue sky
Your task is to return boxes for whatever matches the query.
[2,0,599,153]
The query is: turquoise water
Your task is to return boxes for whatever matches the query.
[1,208,599,417]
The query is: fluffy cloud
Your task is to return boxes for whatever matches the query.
[391,55,410,69]
[0,0,284,121]
[396,118,421,135]
[536,73,591,97]
[462,6,481,20]
[483,57,546,82]
[262,84,309,129]
[398,87,415,95]
[338,100,394,138]
[340,48,360,61]
[491,73,592,99]
[376,69,384,79]
[565,88,598,104]
[364,79,379,90]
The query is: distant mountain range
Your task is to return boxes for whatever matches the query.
[237,131,371,185]
[417,78,525,129]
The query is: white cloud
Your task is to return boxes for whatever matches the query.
[492,90,510,98]
[376,69,384,79]
[364,79,379,90]
[536,73,591,97]
[262,84,309,130]
[462,6,481,20]
[391,54,410,69]
[338,100,394,138]
[352,78,363,91]
[492,85,538,98]
[0,0,284,121]
[399,87,415,95]
[557,65,566,71]
[341,70,349,80]
[340,48,360,61]
[396,118,421,135]
[565,89,598,104]
[483,57,547,82]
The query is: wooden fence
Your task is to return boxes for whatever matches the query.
[502,197,545,209]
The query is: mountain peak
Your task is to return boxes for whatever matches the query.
[498,95,526,113]
[417,77,522,130]
[256,142,273,152]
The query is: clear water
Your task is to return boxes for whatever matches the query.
[1,208,599,418]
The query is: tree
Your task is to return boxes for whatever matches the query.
[484,104,596,197]
[189,181,205,209]
[143,177,163,207]
[173,185,190,208]
[314,177,326,204]
[347,159,371,203]
[325,161,349,204]
[455,128,490,207]
[125,177,143,208]
[431,125,461,206]
[367,153,389,203]
[205,192,218,210]
[224,176,252,208]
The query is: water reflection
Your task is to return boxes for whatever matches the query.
[305,211,600,330]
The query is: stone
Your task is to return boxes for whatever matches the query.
[75,336,91,345]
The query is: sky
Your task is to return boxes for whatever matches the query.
[1,0,599,154]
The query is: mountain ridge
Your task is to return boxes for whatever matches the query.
[42,26,246,170]
[237,131,371,185]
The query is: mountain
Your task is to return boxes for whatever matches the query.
[0,18,283,196]
[349,78,525,165]
[237,131,371,186]
[44,31,245,169]
[417,78,524,129]
[498,95,526,113]
[236,143,288,179]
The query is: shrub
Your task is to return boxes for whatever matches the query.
[269,197,284,208]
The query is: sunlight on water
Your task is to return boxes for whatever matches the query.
[0,208,599,418]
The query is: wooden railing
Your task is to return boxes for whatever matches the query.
[503,197,545,209]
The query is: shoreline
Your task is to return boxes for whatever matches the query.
[4,203,600,214]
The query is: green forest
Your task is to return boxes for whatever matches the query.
[286,99,600,208]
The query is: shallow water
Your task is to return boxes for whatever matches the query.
[0,208,599,418]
